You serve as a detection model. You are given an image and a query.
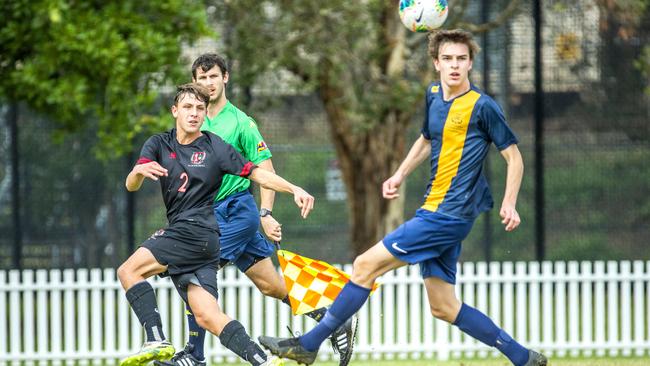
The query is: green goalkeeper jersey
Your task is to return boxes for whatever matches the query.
[201,101,272,202]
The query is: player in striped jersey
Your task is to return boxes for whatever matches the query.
[259,29,547,366]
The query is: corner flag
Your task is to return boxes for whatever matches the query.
[277,249,380,315]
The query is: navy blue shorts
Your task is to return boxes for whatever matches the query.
[214,191,275,272]
[383,209,474,284]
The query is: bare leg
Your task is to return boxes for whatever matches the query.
[351,241,408,286]
[424,276,542,365]
[118,248,173,365]
[244,257,287,299]
[186,284,273,366]
[186,283,232,335]
[422,276,462,322]
[117,247,167,290]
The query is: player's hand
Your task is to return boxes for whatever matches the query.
[500,203,521,231]
[382,173,403,200]
[292,186,314,219]
[261,215,282,242]
[135,162,168,181]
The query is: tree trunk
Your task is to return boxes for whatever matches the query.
[318,1,412,256]
[324,103,410,255]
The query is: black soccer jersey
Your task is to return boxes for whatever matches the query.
[136,129,256,230]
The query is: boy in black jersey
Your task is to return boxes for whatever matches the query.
[118,83,313,366]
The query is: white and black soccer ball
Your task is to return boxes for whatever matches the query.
[399,0,449,32]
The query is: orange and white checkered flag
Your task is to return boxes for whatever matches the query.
[277,249,380,315]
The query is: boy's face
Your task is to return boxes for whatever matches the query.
[172,93,206,135]
[193,66,228,103]
[434,42,473,89]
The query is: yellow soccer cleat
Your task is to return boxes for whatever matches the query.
[120,341,175,366]
[261,355,285,366]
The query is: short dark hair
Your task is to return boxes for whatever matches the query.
[191,53,228,79]
[428,29,480,61]
[174,83,210,107]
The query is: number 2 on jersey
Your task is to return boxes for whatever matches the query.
[178,172,189,192]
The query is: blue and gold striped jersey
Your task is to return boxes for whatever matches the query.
[420,82,518,219]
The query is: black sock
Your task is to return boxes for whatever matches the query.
[282,296,327,322]
[219,320,268,366]
[125,281,165,342]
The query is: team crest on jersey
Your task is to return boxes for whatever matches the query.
[149,229,165,240]
[450,113,463,125]
[447,113,466,132]
[257,141,268,153]
[190,151,206,165]
[431,85,439,93]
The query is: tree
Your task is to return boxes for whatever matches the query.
[0,0,212,267]
[638,45,650,95]
[594,0,650,140]
[212,0,520,254]
[0,0,212,156]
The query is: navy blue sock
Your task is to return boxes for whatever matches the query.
[453,303,529,366]
[299,281,370,351]
[185,304,206,360]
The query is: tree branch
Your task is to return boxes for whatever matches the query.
[446,0,470,27]
[456,0,521,33]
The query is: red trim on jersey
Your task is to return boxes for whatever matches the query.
[239,162,255,177]
[136,157,153,165]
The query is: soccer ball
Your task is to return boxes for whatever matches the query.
[399,0,449,32]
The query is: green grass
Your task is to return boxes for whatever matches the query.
[218,356,650,365]
[265,357,650,366]
[12,356,650,366]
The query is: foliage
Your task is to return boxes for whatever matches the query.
[252,136,650,263]
[209,0,521,253]
[590,0,650,140]
[636,45,650,95]
[0,0,212,158]
[216,0,423,123]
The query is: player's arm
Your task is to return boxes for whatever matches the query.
[126,136,167,192]
[248,168,314,219]
[256,159,282,241]
[257,159,276,209]
[499,144,524,232]
[238,118,283,239]
[382,134,431,199]
[125,161,168,192]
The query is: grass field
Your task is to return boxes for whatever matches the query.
[269,357,650,366]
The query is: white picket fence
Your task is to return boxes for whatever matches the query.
[1,260,650,365]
